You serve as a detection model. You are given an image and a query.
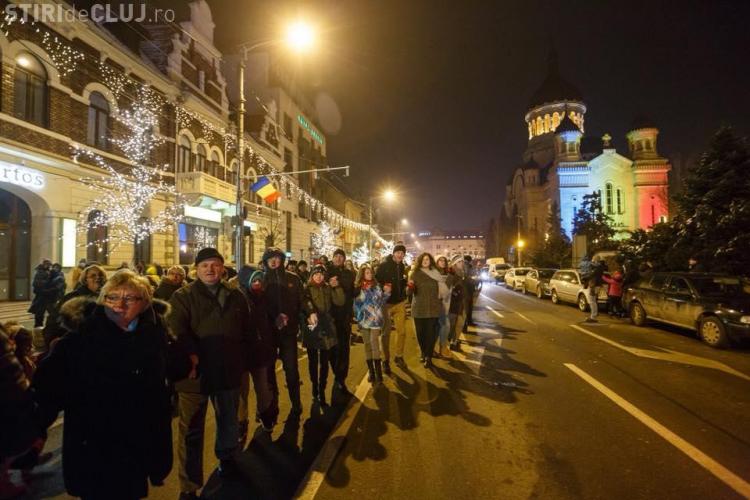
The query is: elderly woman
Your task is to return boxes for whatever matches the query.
[154,265,185,301]
[32,271,172,499]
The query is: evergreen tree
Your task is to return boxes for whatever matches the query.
[531,204,572,268]
[572,191,615,253]
[673,127,750,274]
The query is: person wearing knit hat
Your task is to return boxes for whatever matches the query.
[326,248,356,395]
[261,247,311,416]
[375,242,409,372]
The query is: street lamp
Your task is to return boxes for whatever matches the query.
[234,21,316,267]
[368,189,397,259]
[516,213,523,266]
[401,218,408,226]
[517,239,525,266]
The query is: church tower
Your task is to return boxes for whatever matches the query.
[523,50,586,166]
[627,116,671,228]
[554,113,582,162]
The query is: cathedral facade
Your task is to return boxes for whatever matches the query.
[503,53,670,249]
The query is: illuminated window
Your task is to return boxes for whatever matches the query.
[544,114,551,133]
[605,183,613,214]
[14,53,47,126]
[87,92,110,149]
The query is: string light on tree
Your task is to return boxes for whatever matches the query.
[311,221,337,258]
[352,243,371,266]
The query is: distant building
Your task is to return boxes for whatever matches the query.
[414,230,485,261]
[503,51,671,251]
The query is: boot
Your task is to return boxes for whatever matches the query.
[366,359,375,383]
[382,360,391,376]
[441,344,452,358]
[374,359,383,383]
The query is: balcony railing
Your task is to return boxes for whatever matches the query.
[176,171,235,205]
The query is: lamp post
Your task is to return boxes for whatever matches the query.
[368,189,396,259]
[234,21,315,267]
[516,214,524,266]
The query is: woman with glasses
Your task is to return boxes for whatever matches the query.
[33,271,173,499]
[42,265,107,352]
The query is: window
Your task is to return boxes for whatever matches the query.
[668,278,691,295]
[86,210,108,264]
[179,223,218,265]
[87,92,110,149]
[211,151,224,181]
[616,188,623,214]
[177,136,192,173]
[649,274,668,290]
[195,145,207,174]
[284,148,293,172]
[283,113,293,139]
[605,183,613,214]
[14,53,47,126]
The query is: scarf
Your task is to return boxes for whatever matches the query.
[420,267,450,300]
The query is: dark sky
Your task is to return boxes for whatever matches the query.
[205,0,750,232]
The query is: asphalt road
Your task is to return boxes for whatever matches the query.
[16,285,750,499]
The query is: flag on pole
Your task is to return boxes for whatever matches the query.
[250,176,281,203]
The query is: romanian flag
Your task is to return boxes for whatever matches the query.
[251,176,281,203]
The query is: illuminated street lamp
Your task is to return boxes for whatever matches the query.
[517,239,525,266]
[234,21,316,266]
[369,189,397,258]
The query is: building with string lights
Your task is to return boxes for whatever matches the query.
[502,51,671,256]
[0,0,368,302]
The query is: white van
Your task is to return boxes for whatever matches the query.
[486,258,510,283]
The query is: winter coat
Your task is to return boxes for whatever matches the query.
[375,255,408,305]
[239,287,277,369]
[32,298,173,499]
[153,280,182,301]
[354,282,391,329]
[449,277,465,315]
[29,266,52,313]
[263,268,310,332]
[304,283,345,316]
[408,268,444,319]
[602,271,624,297]
[168,280,255,394]
[326,264,356,319]
[0,329,37,460]
[47,270,66,302]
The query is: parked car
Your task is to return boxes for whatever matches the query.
[623,272,750,348]
[549,269,608,310]
[524,268,558,298]
[506,267,532,290]
[479,265,490,282]
[491,263,511,283]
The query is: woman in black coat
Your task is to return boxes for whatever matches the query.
[32,271,172,500]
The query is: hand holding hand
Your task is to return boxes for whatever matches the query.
[275,313,289,329]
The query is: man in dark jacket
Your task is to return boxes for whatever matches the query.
[169,248,255,497]
[375,244,408,372]
[28,259,52,327]
[154,265,185,301]
[262,247,313,416]
[326,248,356,393]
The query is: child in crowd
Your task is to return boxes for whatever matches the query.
[353,265,391,384]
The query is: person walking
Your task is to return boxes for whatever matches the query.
[326,248,356,394]
[448,258,467,351]
[262,247,311,416]
[303,265,344,406]
[169,248,255,499]
[435,256,458,358]
[375,244,408,372]
[408,253,449,368]
[28,259,52,328]
[235,266,279,439]
[353,265,391,383]
[154,265,185,301]
[33,271,173,500]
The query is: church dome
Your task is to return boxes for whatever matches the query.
[555,114,580,134]
[528,50,584,109]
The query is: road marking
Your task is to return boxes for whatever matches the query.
[516,312,536,325]
[570,324,750,382]
[481,293,503,306]
[485,305,504,318]
[565,363,750,498]
[294,371,371,499]
[481,297,536,325]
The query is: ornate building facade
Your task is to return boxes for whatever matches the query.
[504,52,671,251]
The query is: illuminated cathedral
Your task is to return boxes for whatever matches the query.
[504,51,671,243]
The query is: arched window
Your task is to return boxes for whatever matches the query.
[177,136,192,173]
[14,53,47,126]
[616,188,623,214]
[195,144,207,174]
[211,151,225,181]
[86,210,108,264]
[605,183,614,214]
[87,91,110,149]
[227,160,238,185]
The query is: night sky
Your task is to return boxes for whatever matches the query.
[205,0,750,231]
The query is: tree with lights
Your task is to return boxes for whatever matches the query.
[311,221,337,259]
[352,243,371,266]
[75,85,183,252]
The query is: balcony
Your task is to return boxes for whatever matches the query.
[176,171,236,205]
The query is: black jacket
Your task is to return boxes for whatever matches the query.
[0,329,36,459]
[42,285,99,351]
[326,263,355,316]
[154,280,182,301]
[375,255,407,304]
[169,280,255,394]
[263,268,311,331]
[32,299,173,499]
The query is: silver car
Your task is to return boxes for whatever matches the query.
[523,268,557,298]
[549,269,607,311]
[507,267,533,291]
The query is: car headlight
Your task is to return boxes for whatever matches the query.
[740,316,750,324]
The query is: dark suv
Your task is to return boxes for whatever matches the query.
[624,272,750,348]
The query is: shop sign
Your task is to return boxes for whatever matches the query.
[0,162,45,190]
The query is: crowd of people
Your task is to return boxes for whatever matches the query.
[0,244,481,499]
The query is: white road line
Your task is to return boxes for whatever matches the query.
[481,296,536,325]
[485,305,504,318]
[516,312,536,325]
[294,371,371,499]
[565,363,750,498]
[480,293,503,306]
[570,324,750,382]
